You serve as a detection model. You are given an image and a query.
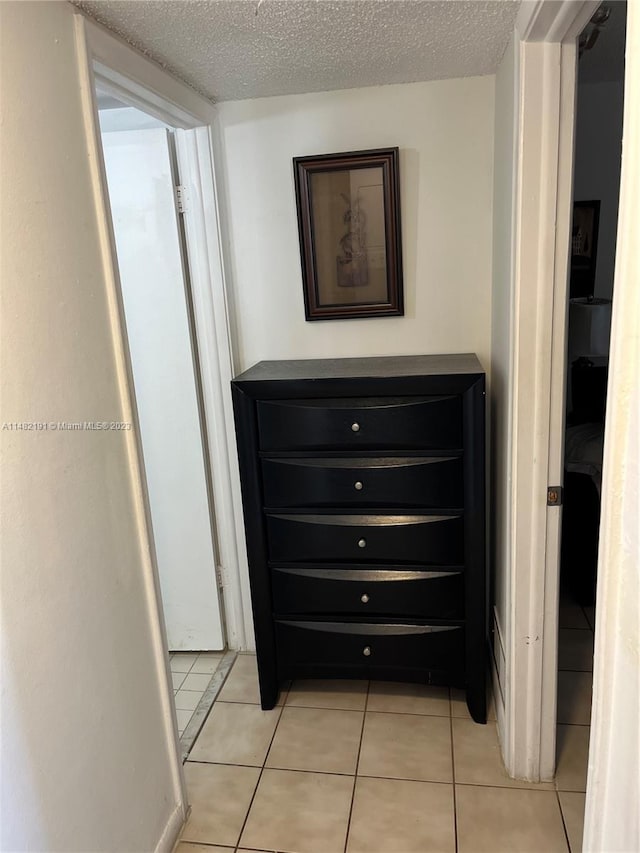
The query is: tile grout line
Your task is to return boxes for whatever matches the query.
[581,602,596,631]
[449,690,459,853]
[342,679,370,853]
[558,667,593,672]
[183,758,522,786]
[232,689,286,851]
[559,626,595,632]
[555,788,574,852]
[172,653,199,728]
[172,650,218,697]
[184,762,561,792]
[240,701,455,718]
[217,703,458,719]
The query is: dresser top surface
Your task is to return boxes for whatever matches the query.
[233,354,484,384]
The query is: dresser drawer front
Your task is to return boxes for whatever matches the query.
[257,396,462,451]
[262,456,463,509]
[271,566,464,619]
[275,620,464,672]
[266,514,463,564]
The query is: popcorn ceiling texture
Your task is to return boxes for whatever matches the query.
[75,0,520,101]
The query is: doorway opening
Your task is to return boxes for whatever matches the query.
[95,87,235,750]
[555,4,626,848]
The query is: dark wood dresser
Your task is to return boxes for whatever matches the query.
[231,354,487,722]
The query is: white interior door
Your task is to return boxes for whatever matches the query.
[101,127,224,651]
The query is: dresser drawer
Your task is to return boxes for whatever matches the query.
[271,566,464,619]
[262,456,463,509]
[257,396,462,451]
[275,619,464,673]
[266,513,463,564]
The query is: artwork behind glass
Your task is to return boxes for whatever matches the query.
[294,149,403,320]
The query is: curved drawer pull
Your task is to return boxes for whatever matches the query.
[277,620,461,636]
[354,480,363,491]
[351,422,360,432]
[361,593,370,604]
[358,538,367,549]
[363,646,371,657]
[274,567,463,582]
[271,513,458,527]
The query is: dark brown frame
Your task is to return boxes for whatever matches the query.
[293,148,403,320]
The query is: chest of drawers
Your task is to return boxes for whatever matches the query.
[231,354,487,722]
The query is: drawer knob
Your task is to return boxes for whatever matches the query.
[363,646,371,657]
[354,481,363,491]
[361,593,370,604]
[351,422,360,432]
[358,538,367,548]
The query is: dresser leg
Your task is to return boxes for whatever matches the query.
[259,681,279,711]
[466,679,487,724]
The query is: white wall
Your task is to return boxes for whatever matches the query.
[573,80,624,300]
[0,3,181,850]
[215,77,495,373]
[490,35,518,707]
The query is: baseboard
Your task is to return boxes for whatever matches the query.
[491,607,507,741]
[492,646,506,734]
[491,607,506,700]
[155,802,187,853]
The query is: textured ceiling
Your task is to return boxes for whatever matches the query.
[75,0,520,102]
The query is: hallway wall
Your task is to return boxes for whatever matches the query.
[215,75,495,375]
[0,3,181,850]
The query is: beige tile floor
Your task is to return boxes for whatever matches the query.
[177,650,591,853]
[170,651,226,736]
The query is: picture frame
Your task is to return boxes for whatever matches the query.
[570,199,601,298]
[293,148,403,320]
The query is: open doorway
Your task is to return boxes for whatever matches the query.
[93,84,237,750]
[98,92,225,655]
[555,4,627,849]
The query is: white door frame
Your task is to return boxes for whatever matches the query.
[173,127,255,651]
[498,0,600,782]
[505,14,638,848]
[73,13,251,847]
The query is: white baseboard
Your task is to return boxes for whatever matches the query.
[491,607,506,703]
[492,644,506,740]
[491,607,507,748]
[155,802,187,853]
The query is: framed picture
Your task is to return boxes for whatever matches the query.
[570,200,600,298]
[293,148,403,320]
